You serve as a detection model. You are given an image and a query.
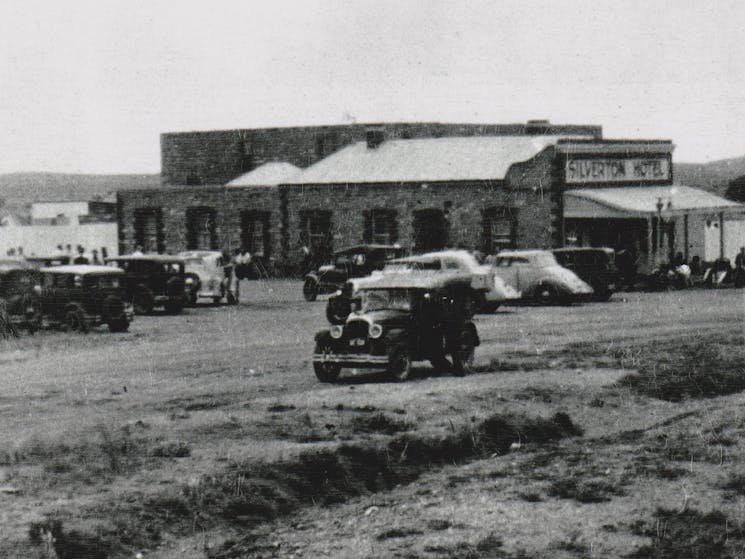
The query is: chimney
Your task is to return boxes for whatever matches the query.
[365,125,385,149]
[525,119,551,135]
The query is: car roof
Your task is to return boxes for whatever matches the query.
[178,250,223,258]
[0,259,33,270]
[357,271,472,291]
[106,254,185,263]
[493,250,552,258]
[552,247,615,255]
[40,265,125,275]
[333,244,404,255]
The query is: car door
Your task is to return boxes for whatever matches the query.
[492,257,518,290]
[511,257,534,292]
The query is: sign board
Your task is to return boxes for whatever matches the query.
[565,158,670,184]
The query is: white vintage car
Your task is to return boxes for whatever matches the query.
[381,250,520,312]
[486,249,593,304]
[178,250,236,305]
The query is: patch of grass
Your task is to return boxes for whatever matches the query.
[31,411,582,559]
[376,527,424,540]
[150,441,192,458]
[628,508,743,558]
[619,341,745,401]
[350,412,412,435]
[548,477,625,503]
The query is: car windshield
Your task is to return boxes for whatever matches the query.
[360,289,412,312]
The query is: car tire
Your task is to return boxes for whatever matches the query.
[536,283,559,305]
[22,295,42,334]
[65,305,89,333]
[212,296,222,306]
[133,289,154,315]
[103,296,129,332]
[313,341,341,383]
[164,300,183,315]
[303,277,319,302]
[226,291,238,305]
[388,344,412,382]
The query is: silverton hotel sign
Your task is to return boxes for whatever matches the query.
[565,157,671,184]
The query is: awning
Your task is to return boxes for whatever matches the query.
[564,185,743,219]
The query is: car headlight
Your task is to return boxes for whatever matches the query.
[330,325,343,339]
[185,277,194,284]
[369,323,383,339]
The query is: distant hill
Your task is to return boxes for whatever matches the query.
[0,173,161,217]
[675,155,745,197]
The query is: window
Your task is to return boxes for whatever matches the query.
[482,207,517,254]
[412,209,447,252]
[186,207,217,250]
[133,208,164,253]
[240,211,270,258]
[299,210,332,262]
[363,209,398,244]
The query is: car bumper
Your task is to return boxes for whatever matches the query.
[312,353,389,367]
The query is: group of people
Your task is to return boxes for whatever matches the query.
[54,244,107,265]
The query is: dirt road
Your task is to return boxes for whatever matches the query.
[0,283,743,557]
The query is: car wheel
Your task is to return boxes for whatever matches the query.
[133,290,154,314]
[303,278,319,302]
[65,305,89,333]
[103,296,129,332]
[226,291,238,305]
[212,296,222,306]
[164,300,183,315]
[22,295,42,334]
[313,341,341,383]
[536,283,559,305]
[108,318,130,332]
[388,344,412,382]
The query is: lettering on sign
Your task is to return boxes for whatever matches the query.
[565,158,670,184]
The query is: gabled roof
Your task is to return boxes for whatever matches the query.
[227,162,302,187]
[564,185,742,216]
[288,135,592,184]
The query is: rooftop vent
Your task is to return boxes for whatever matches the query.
[365,125,385,149]
[525,120,551,135]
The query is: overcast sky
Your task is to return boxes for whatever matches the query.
[1,0,743,174]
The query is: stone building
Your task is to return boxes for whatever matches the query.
[118,121,745,276]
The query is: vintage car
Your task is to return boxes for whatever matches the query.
[0,260,42,334]
[325,249,519,324]
[552,247,618,301]
[24,255,72,268]
[313,273,480,383]
[38,265,133,332]
[486,249,593,304]
[105,255,186,314]
[303,244,406,302]
[178,250,237,305]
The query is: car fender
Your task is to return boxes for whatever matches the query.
[463,322,480,347]
[304,273,320,285]
[534,277,570,296]
[385,328,407,345]
[314,329,331,343]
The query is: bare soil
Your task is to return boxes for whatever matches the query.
[0,282,743,558]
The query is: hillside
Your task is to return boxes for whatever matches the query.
[0,172,160,217]
[674,155,745,197]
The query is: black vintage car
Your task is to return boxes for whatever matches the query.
[312,273,480,382]
[24,255,72,268]
[38,265,133,332]
[0,260,42,334]
[552,247,618,301]
[303,244,406,302]
[106,255,186,314]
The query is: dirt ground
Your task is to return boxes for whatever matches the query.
[0,281,744,558]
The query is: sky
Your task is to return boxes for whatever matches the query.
[0,0,744,174]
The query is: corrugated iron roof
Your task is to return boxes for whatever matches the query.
[564,185,742,215]
[227,162,302,187]
[288,135,592,184]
